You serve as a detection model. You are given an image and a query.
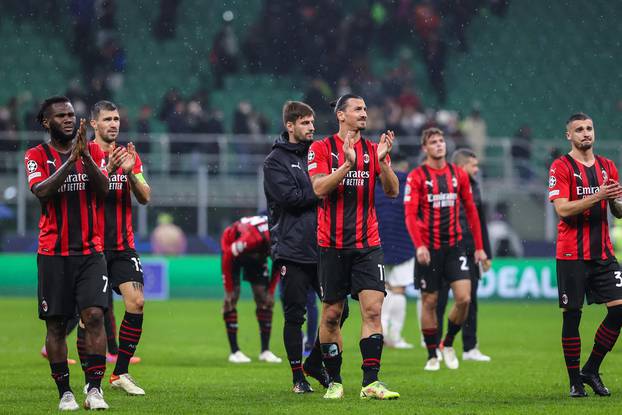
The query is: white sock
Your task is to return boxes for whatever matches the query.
[389,293,406,342]
[381,290,394,339]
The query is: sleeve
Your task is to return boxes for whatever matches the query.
[459,169,484,251]
[404,169,425,248]
[548,158,568,201]
[88,142,109,176]
[24,148,47,191]
[133,152,144,174]
[609,159,619,183]
[307,141,329,177]
[263,156,317,209]
[231,224,267,257]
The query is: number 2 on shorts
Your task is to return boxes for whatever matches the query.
[459,256,469,271]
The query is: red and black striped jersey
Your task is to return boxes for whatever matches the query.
[307,134,387,249]
[102,148,143,251]
[25,142,107,256]
[404,162,483,250]
[220,216,277,293]
[548,154,617,260]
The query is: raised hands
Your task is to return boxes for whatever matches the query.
[377,130,395,162]
[107,142,136,174]
[342,130,357,167]
[598,179,622,201]
[70,119,88,161]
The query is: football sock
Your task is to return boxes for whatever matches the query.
[443,319,462,348]
[422,327,439,359]
[104,306,118,355]
[85,354,106,390]
[360,333,383,386]
[562,309,582,385]
[256,307,273,352]
[283,322,305,382]
[223,309,239,353]
[113,312,143,376]
[320,342,342,383]
[50,361,71,398]
[76,325,88,384]
[583,305,622,374]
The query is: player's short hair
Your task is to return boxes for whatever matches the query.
[331,93,364,113]
[566,112,591,127]
[282,101,315,126]
[421,127,444,145]
[452,148,477,166]
[36,96,71,127]
[91,100,118,120]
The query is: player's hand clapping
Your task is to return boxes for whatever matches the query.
[106,142,129,174]
[600,179,622,201]
[77,119,90,158]
[342,130,356,168]
[119,142,137,174]
[377,130,395,163]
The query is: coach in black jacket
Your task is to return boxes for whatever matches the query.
[437,148,493,361]
[264,101,344,393]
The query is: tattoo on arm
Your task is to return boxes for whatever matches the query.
[132,281,144,292]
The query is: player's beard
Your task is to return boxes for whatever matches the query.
[575,140,593,150]
[49,122,76,143]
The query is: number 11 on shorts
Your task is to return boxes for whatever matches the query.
[377,264,385,282]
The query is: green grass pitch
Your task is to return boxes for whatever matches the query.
[1,298,621,414]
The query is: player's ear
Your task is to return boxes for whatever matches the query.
[90,119,97,130]
[285,121,293,134]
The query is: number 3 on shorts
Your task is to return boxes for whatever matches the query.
[102,275,108,293]
[614,271,622,287]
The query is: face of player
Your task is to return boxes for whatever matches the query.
[45,102,76,143]
[338,98,367,131]
[287,115,315,143]
[423,134,446,160]
[91,109,120,144]
[566,118,594,151]
[462,157,479,178]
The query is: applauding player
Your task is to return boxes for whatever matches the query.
[90,100,150,395]
[549,113,622,397]
[26,96,110,410]
[308,94,400,400]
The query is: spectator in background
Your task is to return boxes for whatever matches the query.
[210,20,240,89]
[135,105,152,155]
[511,124,533,181]
[153,0,181,40]
[232,101,268,135]
[151,213,187,255]
[158,88,181,122]
[488,202,523,257]
[461,107,487,160]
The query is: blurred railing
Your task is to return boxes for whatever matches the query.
[2,132,622,241]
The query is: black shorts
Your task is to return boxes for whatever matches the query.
[415,245,471,293]
[556,259,622,309]
[37,253,109,320]
[233,255,269,287]
[104,249,145,295]
[318,246,386,302]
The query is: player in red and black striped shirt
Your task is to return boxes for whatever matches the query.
[549,113,622,397]
[404,127,487,371]
[308,94,400,400]
[220,215,281,364]
[90,100,151,395]
[25,96,110,410]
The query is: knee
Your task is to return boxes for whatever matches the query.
[361,303,382,323]
[127,295,144,314]
[422,296,438,311]
[322,309,342,331]
[82,308,104,329]
[284,304,306,327]
[455,294,471,309]
[46,321,66,340]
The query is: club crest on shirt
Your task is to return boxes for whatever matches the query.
[602,169,608,182]
[363,153,370,164]
[452,177,458,188]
